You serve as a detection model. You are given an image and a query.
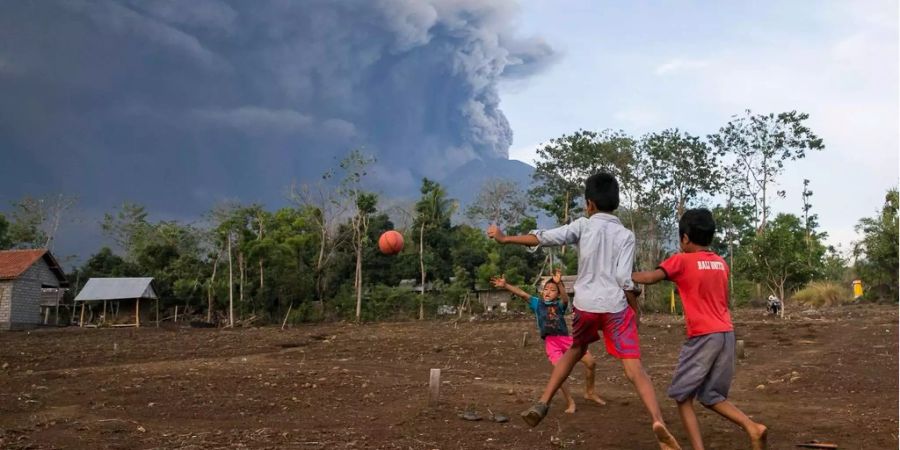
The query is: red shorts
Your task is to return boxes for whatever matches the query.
[572,306,641,359]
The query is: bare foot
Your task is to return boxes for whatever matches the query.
[652,422,682,450]
[584,392,607,406]
[749,423,768,450]
[565,403,576,414]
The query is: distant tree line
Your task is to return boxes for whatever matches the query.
[0,110,895,324]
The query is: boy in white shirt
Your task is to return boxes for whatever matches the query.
[488,172,680,450]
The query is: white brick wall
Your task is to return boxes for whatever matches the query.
[0,281,12,329]
[4,259,62,330]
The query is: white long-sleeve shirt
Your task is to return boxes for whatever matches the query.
[531,213,635,313]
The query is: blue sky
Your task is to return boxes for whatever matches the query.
[500,0,898,253]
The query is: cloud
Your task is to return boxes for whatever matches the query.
[125,0,237,34]
[508,142,543,165]
[613,107,663,130]
[193,107,316,134]
[674,2,898,248]
[655,58,710,76]
[375,0,439,51]
[502,36,560,79]
[63,0,226,69]
[0,57,17,75]
[0,0,557,260]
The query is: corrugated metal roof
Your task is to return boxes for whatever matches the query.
[74,278,157,301]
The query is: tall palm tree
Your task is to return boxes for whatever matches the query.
[413,179,457,320]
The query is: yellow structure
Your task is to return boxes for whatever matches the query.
[852,279,864,299]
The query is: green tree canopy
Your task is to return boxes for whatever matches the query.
[739,213,826,310]
[530,129,638,224]
[709,110,824,232]
[0,214,10,250]
[853,188,898,301]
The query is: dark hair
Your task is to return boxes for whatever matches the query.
[679,208,716,246]
[584,172,619,212]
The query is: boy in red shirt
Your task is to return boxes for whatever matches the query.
[633,209,768,450]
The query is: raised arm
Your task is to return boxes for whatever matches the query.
[552,268,569,306]
[632,269,667,285]
[490,275,531,300]
[487,220,582,247]
[486,224,539,246]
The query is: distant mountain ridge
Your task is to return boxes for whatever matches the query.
[440,157,535,208]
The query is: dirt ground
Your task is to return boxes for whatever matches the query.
[0,305,896,449]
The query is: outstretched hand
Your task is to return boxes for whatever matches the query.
[486,224,505,242]
[490,275,507,288]
[552,268,562,284]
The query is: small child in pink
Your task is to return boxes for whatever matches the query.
[492,269,606,413]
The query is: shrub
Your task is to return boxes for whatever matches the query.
[288,301,325,323]
[791,281,852,308]
[731,279,758,308]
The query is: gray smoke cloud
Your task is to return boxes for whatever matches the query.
[0,0,555,221]
[0,0,556,263]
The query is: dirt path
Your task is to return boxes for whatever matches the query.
[0,305,896,449]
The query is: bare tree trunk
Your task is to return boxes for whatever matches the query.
[45,197,61,249]
[43,194,77,250]
[207,251,220,323]
[316,225,327,302]
[354,218,364,322]
[227,234,234,327]
[419,222,426,320]
[239,251,244,307]
[759,163,769,234]
[777,278,786,318]
[257,212,265,292]
[561,191,569,256]
[728,241,735,308]
[354,243,362,321]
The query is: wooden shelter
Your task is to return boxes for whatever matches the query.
[0,249,69,330]
[73,277,159,327]
[472,287,511,312]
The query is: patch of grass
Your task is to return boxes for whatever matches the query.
[792,281,852,308]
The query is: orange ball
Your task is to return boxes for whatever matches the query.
[378,230,404,255]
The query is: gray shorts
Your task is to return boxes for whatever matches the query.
[667,331,735,406]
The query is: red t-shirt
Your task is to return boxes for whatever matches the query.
[658,251,733,337]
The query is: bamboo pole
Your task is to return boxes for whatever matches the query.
[79,303,85,327]
[428,369,441,405]
[228,234,234,327]
[281,302,293,330]
[135,298,140,328]
[103,300,107,324]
